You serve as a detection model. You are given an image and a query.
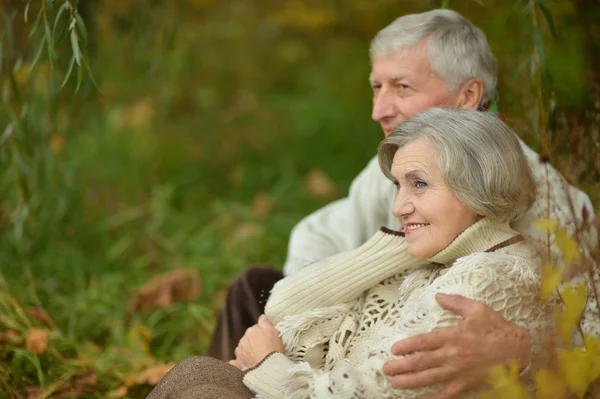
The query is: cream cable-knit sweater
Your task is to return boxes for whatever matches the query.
[244,219,547,399]
[283,139,599,342]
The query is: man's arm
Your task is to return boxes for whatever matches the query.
[283,156,397,275]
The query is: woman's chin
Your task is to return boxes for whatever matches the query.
[407,245,437,258]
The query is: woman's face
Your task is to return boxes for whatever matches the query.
[390,139,479,258]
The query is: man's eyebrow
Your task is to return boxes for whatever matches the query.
[368,76,410,84]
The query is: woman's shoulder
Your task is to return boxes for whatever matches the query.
[450,240,541,281]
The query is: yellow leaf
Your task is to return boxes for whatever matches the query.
[535,218,558,231]
[535,369,568,399]
[555,283,587,343]
[558,348,595,397]
[481,362,531,399]
[555,228,580,266]
[541,262,562,298]
[584,336,600,381]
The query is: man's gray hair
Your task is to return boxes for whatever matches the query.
[378,109,536,223]
[370,9,498,104]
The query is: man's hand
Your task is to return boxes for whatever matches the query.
[383,293,531,399]
[235,315,284,369]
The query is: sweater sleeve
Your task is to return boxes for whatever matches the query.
[283,156,397,276]
[266,230,428,325]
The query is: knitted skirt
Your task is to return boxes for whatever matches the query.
[146,356,254,399]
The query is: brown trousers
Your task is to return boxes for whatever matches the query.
[206,266,284,361]
[146,356,253,399]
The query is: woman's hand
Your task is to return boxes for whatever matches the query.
[235,314,284,369]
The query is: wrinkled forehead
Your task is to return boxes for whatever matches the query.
[369,42,433,81]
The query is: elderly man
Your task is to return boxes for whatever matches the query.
[207,9,598,398]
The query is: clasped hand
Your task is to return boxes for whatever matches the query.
[230,314,284,370]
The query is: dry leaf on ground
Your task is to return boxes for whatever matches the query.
[128,268,201,313]
[304,169,338,199]
[25,328,49,355]
[251,192,275,219]
[126,363,175,386]
[0,329,22,345]
[29,306,55,327]
[107,386,128,398]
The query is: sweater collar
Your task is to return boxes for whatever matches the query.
[425,218,520,266]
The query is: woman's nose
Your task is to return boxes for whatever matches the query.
[392,191,414,220]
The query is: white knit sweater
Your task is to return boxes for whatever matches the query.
[243,219,549,398]
[283,139,599,341]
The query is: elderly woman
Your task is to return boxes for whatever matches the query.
[148,109,546,399]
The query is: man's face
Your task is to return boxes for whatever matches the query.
[370,40,461,136]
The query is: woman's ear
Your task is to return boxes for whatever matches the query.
[456,79,484,111]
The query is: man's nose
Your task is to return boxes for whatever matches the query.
[371,88,397,122]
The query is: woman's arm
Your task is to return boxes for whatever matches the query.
[265,230,427,325]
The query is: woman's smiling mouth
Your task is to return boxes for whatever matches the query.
[404,223,430,236]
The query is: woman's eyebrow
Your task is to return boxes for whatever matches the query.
[405,169,426,179]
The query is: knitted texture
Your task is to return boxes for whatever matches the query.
[244,220,549,398]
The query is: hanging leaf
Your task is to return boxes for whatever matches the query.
[536,0,557,40]
[541,262,562,298]
[555,228,580,266]
[534,369,568,399]
[535,218,558,231]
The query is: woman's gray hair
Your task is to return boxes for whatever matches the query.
[370,9,498,104]
[378,109,536,223]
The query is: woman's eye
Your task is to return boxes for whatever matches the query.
[393,181,400,189]
[415,180,427,189]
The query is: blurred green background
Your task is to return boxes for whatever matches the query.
[1,0,599,397]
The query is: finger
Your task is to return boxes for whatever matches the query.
[258,314,273,328]
[383,350,444,376]
[421,380,466,399]
[435,293,486,318]
[390,367,452,389]
[391,331,446,355]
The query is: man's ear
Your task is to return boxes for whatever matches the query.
[456,79,484,111]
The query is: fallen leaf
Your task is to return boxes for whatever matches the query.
[0,329,22,345]
[126,363,175,386]
[231,222,262,243]
[49,133,65,154]
[108,386,128,398]
[29,306,55,327]
[304,169,338,199]
[71,372,97,391]
[128,269,201,313]
[25,386,41,399]
[25,328,49,355]
[252,193,275,219]
[122,99,155,128]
